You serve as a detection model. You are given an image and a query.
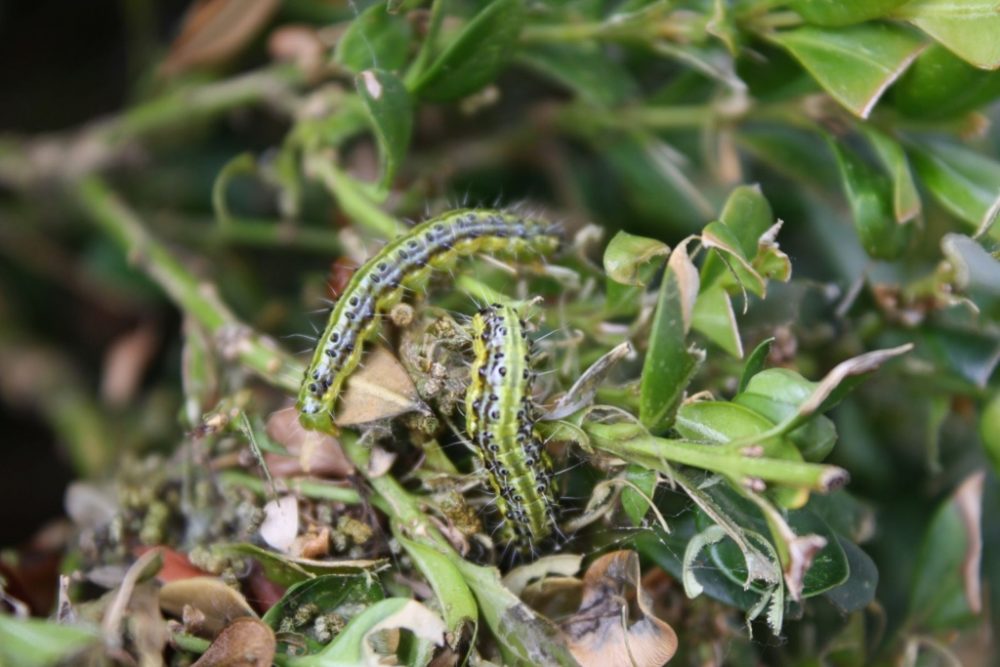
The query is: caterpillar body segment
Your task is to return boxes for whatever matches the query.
[465,304,558,554]
[297,209,561,433]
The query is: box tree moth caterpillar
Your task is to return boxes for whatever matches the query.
[297,209,560,433]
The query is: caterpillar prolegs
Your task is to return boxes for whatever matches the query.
[466,304,559,554]
[297,209,561,433]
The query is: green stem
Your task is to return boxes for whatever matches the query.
[307,156,405,239]
[405,0,448,88]
[585,421,848,492]
[218,470,362,504]
[0,64,305,189]
[158,215,343,256]
[75,176,304,393]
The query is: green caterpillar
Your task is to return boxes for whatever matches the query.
[466,304,558,554]
[297,209,561,433]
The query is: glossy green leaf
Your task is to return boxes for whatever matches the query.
[693,488,849,598]
[908,472,985,631]
[0,617,99,667]
[770,23,926,118]
[738,337,774,393]
[412,0,525,102]
[334,2,412,73]
[917,326,1000,389]
[892,44,1000,118]
[517,43,637,107]
[640,241,704,434]
[692,284,743,358]
[861,127,921,224]
[356,69,413,190]
[396,532,477,637]
[621,464,659,526]
[790,0,910,26]
[701,184,775,288]
[602,230,669,286]
[261,574,383,631]
[908,139,1000,235]
[830,139,915,259]
[894,0,1000,70]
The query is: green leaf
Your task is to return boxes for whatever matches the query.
[700,221,766,297]
[735,368,838,462]
[790,0,910,26]
[770,23,926,118]
[516,44,637,107]
[216,543,386,588]
[602,230,670,286]
[829,139,915,260]
[822,536,878,613]
[696,492,849,598]
[675,400,802,463]
[0,617,99,667]
[356,69,413,190]
[261,574,383,632]
[980,392,1000,476]
[334,2,412,73]
[289,598,446,667]
[412,0,525,102]
[908,472,985,631]
[701,184,775,288]
[621,464,659,526]
[908,139,1000,236]
[892,44,1000,118]
[861,127,921,224]
[894,0,1000,70]
[692,284,744,358]
[738,337,774,394]
[640,240,705,434]
[941,233,1000,298]
[396,532,478,638]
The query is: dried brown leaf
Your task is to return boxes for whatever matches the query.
[336,346,429,426]
[162,0,281,76]
[159,577,256,638]
[560,551,677,667]
[265,406,353,478]
[191,617,276,667]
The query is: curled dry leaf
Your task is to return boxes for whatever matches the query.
[162,0,281,76]
[336,345,430,427]
[265,407,353,478]
[191,617,276,667]
[543,342,633,420]
[560,551,677,667]
[159,577,256,637]
[955,471,985,614]
[259,496,300,553]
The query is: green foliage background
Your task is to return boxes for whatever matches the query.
[1,1,999,665]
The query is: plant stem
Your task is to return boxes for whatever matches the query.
[218,470,362,504]
[0,63,305,189]
[75,176,304,393]
[157,215,343,256]
[585,421,848,492]
[306,156,406,240]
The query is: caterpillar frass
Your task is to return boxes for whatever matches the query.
[297,209,561,433]
[465,304,559,555]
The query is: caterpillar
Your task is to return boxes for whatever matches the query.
[297,209,561,433]
[465,304,558,555]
